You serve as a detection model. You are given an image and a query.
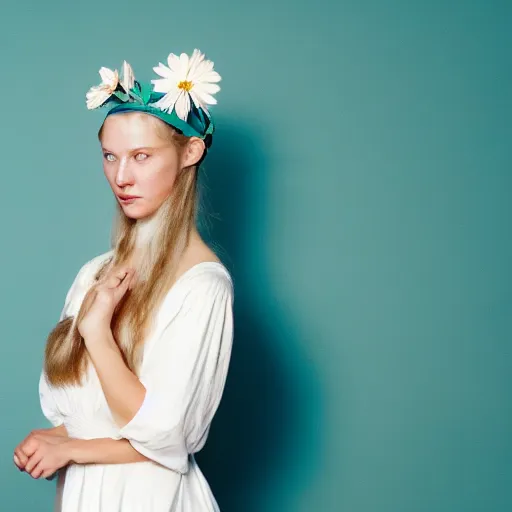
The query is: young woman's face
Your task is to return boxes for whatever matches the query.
[99,112,183,220]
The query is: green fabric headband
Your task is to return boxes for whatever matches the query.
[85,49,220,148]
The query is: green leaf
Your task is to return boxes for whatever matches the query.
[126,81,143,104]
[128,90,143,103]
[113,90,130,102]
[139,82,152,105]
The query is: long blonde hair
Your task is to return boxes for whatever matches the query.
[45,113,202,386]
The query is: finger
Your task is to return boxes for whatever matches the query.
[115,267,134,287]
[30,460,46,480]
[105,268,132,289]
[29,463,43,480]
[43,468,57,480]
[104,274,124,289]
[13,453,23,470]
[20,440,38,458]
[14,447,28,467]
[124,268,136,284]
[25,451,42,474]
[112,271,133,301]
[112,267,132,281]
[14,432,38,468]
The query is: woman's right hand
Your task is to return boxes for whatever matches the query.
[77,266,135,341]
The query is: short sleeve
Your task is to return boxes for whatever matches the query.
[118,270,234,474]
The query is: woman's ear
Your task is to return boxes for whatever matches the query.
[181,137,206,168]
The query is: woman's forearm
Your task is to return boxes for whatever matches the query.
[49,424,68,436]
[84,329,146,427]
[68,437,150,465]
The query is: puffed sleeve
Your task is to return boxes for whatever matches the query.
[39,373,63,427]
[118,270,234,474]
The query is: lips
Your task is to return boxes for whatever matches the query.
[118,194,140,200]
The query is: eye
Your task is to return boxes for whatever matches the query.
[103,153,116,162]
[135,153,149,161]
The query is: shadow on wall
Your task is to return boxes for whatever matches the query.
[196,118,324,512]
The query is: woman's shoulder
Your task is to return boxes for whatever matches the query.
[153,261,234,333]
[164,261,233,310]
[176,261,234,299]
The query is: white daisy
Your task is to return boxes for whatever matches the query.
[150,48,221,121]
[86,67,119,109]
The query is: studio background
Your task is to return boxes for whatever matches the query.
[1,1,511,511]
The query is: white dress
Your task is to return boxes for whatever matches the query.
[39,250,234,511]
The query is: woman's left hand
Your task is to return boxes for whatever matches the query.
[78,266,136,340]
[14,429,72,479]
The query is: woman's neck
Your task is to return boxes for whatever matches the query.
[134,214,159,249]
[126,214,160,280]
[130,215,196,280]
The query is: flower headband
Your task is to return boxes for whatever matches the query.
[85,49,221,148]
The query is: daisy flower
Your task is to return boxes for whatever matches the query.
[150,49,221,121]
[85,67,120,110]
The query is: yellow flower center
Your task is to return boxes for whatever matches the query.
[178,80,193,92]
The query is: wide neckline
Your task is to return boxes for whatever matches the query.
[94,252,231,288]
[172,261,232,287]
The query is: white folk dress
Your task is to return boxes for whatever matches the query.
[38,250,234,512]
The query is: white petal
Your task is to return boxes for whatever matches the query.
[86,84,107,99]
[121,60,135,92]
[188,49,200,66]
[151,78,176,94]
[153,62,174,79]
[198,70,221,84]
[192,87,217,106]
[175,92,191,121]
[189,90,211,116]
[86,86,111,109]
[179,52,190,77]
[99,67,117,86]
[166,53,182,73]
[189,59,212,81]
[164,88,182,111]
[189,89,205,110]
[188,49,205,73]
[151,96,171,111]
[152,88,181,113]
[194,82,220,95]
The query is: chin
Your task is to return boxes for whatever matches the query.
[119,205,148,219]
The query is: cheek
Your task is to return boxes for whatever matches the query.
[103,165,117,187]
[139,168,177,202]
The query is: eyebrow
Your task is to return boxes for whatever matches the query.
[101,146,163,154]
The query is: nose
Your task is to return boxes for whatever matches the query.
[115,158,135,188]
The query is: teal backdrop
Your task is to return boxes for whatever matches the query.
[0,1,510,510]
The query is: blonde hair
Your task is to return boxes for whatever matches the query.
[45,112,201,386]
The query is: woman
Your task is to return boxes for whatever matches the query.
[13,49,234,511]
